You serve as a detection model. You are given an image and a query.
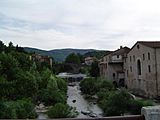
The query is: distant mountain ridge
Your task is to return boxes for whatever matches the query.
[24,47,106,62]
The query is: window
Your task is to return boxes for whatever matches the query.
[127,70,128,77]
[133,55,135,62]
[137,59,141,75]
[113,73,116,79]
[148,65,151,73]
[143,54,145,60]
[105,64,107,68]
[130,56,132,62]
[117,55,119,58]
[130,66,132,72]
[148,52,150,60]
[137,45,140,49]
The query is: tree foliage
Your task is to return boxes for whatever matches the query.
[16,71,38,99]
[128,99,153,114]
[102,90,131,116]
[40,75,67,105]
[80,77,113,96]
[0,99,37,119]
[80,77,99,95]
[89,61,100,77]
[80,77,153,116]
[47,103,78,118]
[65,53,80,64]
[0,40,70,118]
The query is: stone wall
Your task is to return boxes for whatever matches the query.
[127,43,157,97]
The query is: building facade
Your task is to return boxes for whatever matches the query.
[85,57,97,65]
[126,41,160,98]
[99,46,130,87]
[30,53,53,68]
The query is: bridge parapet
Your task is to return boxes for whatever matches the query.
[64,115,145,120]
[141,106,160,120]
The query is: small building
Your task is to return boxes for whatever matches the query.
[126,41,160,98]
[30,53,53,68]
[99,46,130,87]
[85,57,97,65]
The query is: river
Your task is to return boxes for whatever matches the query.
[37,81,103,119]
[67,82,103,118]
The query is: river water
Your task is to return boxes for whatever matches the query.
[37,81,103,119]
[67,83,103,118]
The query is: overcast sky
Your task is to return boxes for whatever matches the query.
[1,0,160,50]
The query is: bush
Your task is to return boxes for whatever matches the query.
[56,77,67,93]
[100,79,114,91]
[0,99,37,119]
[38,75,67,106]
[103,89,132,116]
[129,99,153,114]
[47,103,78,118]
[80,77,114,96]
[80,77,99,95]
[89,61,100,77]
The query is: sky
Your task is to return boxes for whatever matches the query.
[1,0,160,50]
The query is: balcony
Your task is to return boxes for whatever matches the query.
[63,115,145,120]
[108,59,123,64]
[108,55,123,64]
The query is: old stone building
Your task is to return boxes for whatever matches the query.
[126,41,160,98]
[99,46,130,87]
[30,53,53,68]
[84,56,97,65]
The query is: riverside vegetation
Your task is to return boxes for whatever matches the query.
[0,40,153,118]
[0,41,77,119]
[80,77,153,116]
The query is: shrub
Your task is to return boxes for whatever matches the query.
[129,99,153,114]
[80,77,114,96]
[80,77,99,95]
[103,89,132,116]
[0,99,37,119]
[47,103,78,118]
[39,75,67,106]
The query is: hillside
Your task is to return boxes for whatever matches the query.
[24,47,109,62]
[24,47,94,62]
[83,50,111,59]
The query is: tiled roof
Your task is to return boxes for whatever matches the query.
[111,47,130,55]
[138,41,160,48]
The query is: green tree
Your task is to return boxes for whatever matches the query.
[0,76,15,100]
[77,53,84,63]
[56,77,67,93]
[16,71,38,100]
[80,78,99,95]
[0,53,19,81]
[89,61,99,77]
[103,89,131,116]
[47,103,78,118]
[0,40,6,52]
[39,68,52,89]
[99,78,114,91]
[97,78,114,103]
[10,51,33,70]
[0,99,37,119]
[40,75,67,105]
[129,99,153,114]
[15,45,25,53]
[6,41,15,53]
[65,53,80,64]
[47,75,58,91]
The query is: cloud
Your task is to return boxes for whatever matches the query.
[1,0,160,50]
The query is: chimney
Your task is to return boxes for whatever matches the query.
[120,46,123,49]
